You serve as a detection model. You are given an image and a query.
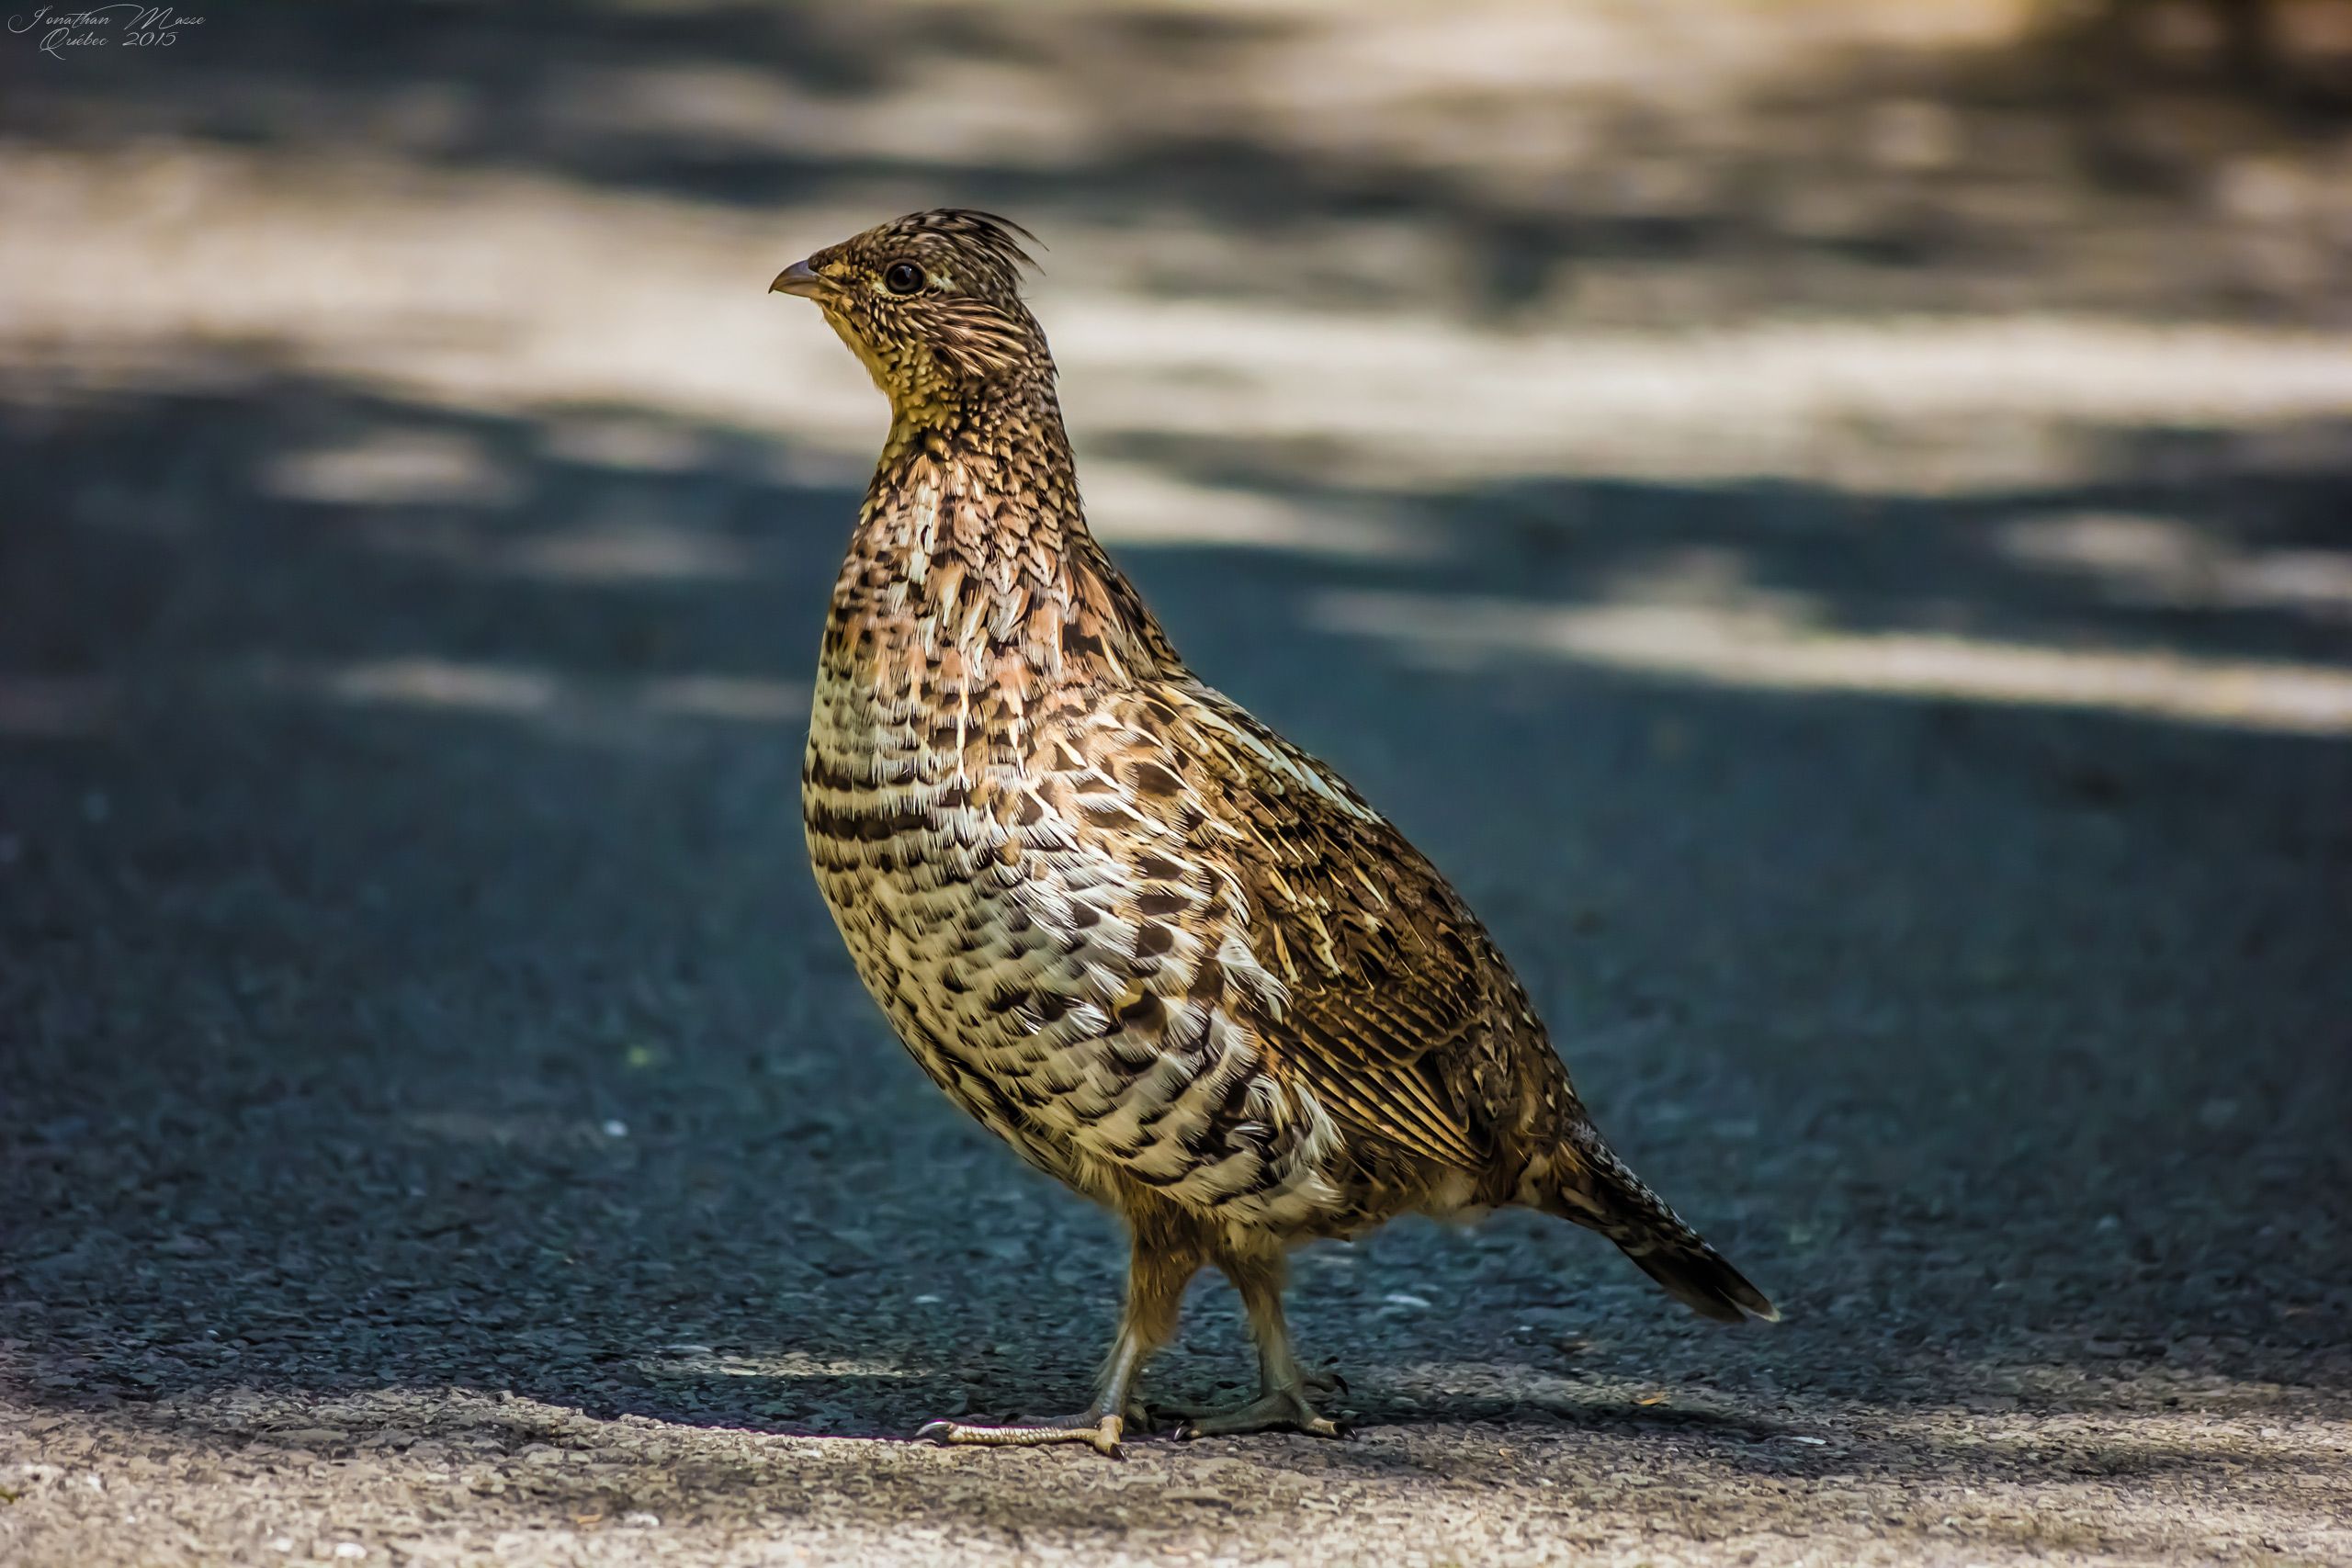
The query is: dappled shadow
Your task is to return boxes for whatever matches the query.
[1,354,2345,1486]
[5,0,2351,321]
[1108,418,2352,670]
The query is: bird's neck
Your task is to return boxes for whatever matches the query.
[827,378,1180,693]
[878,375,1082,541]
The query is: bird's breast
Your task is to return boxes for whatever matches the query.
[801,640,1355,1230]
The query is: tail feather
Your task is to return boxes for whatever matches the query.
[1615,1217,1780,1324]
[1533,1126,1780,1325]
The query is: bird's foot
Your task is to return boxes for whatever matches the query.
[1169,1376,1349,1441]
[1156,1367,1345,1421]
[917,1410,1128,1458]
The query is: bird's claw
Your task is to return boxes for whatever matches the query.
[916,1412,1126,1458]
[1156,1366,1347,1424]
[1168,1386,1351,1442]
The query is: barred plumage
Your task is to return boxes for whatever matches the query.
[773,210,1775,1455]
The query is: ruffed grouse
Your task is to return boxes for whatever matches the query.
[773,210,1775,1455]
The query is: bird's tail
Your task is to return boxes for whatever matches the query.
[1526,1122,1779,1324]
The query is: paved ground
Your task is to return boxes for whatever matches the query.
[5,4,2351,1564]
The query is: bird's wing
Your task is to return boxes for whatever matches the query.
[1128,682,1522,1172]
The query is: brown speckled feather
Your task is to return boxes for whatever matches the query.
[1114,684,1517,1179]
[781,211,1776,1369]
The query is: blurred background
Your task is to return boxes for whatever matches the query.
[6,0,2352,724]
[4,2,2350,1562]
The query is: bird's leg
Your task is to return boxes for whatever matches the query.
[1170,1252,1348,1440]
[918,1218,1198,1458]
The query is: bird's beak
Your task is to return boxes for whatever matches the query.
[769,259,827,299]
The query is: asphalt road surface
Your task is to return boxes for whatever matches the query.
[5,359,2348,1566]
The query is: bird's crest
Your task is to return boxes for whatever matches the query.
[904,209,1044,277]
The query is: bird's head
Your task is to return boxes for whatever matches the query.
[770,209,1048,418]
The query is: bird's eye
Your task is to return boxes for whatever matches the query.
[882,262,926,296]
